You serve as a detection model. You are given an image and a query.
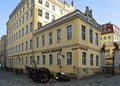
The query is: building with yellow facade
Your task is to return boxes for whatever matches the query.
[6,0,75,69]
[6,0,101,78]
[32,7,101,78]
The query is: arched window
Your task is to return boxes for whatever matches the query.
[66,52,72,65]
[82,52,87,65]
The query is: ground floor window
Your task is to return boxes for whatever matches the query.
[66,52,72,65]
[49,54,53,65]
[30,56,33,65]
[96,55,99,66]
[90,54,94,66]
[42,55,46,65]
[57,53,61,65]
[36,56,40,65]
[82,52,87,65]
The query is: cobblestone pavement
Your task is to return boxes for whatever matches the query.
[0,69,120,86]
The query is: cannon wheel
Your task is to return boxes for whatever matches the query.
[36,67,50,83]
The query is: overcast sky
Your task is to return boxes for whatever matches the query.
[0,0,120,39]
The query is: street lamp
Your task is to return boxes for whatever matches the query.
[112,51,115,76]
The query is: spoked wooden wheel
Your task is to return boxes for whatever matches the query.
[36,67,50,83]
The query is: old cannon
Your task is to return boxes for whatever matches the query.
[25,66,71,83]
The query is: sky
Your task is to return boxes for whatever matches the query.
[0,0,120,39]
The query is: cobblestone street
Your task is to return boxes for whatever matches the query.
[0,69,120,86]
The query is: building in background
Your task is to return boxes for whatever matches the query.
[101,23,120,66]
[0,35,6,68]
[0,40,2,67]
[101,22,120,45]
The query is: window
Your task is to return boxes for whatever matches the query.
[66,52,72,65]
[20,11,21,15]
[19,44,20,52]
[49,32,52,45]
[30,9,33,17]
[26,13,29,20]
[30,56,33,65]
[81,25,86,40]
[36,56,40,65]
[22,28,24,36]
[21,57,23,65]
[30,39,32,49]
[14,34,15,41]
[26,41,28,51]
[95,33,99,46]
[38,22,42,29]
[22,16,24,24]
[38,9,42,16]
[16,32,18,40]
[57,53,61,65]
[42,35,45,46]
[19,30,21,38]
[17,22,18,28]
[42,55,46,65]
[45,12,49,19]
[27,2,29,8]
[108,36,111,39]
[90,54,94,66]
[52,5,55,11]
[26,57,28,65]
[49,54,53,65]
[16,45,18,53]
[38,0,42,4]
[30,22,33,32]
[96,55,99,66]
[57,29,61,43]
[23,7,25,12]
[19,19,21,27]
[36,37,39,48]
[26,25,28,34]
[22,43,24,52]
[82,52,86,65]
[45,1,49,7]
[104,37,106,39]
[67,25,72,40]
[17,14,18,18]
[31,0,34,4]
[14,46,15,53]
[52,15,55,21]
[89,29,93,43]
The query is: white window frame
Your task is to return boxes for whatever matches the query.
[56,29,62,43]
[48,54,53,65]
[66,24,73,40]
[66,51,72,65]
[42,55,46,65]
[81,51,87,66]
